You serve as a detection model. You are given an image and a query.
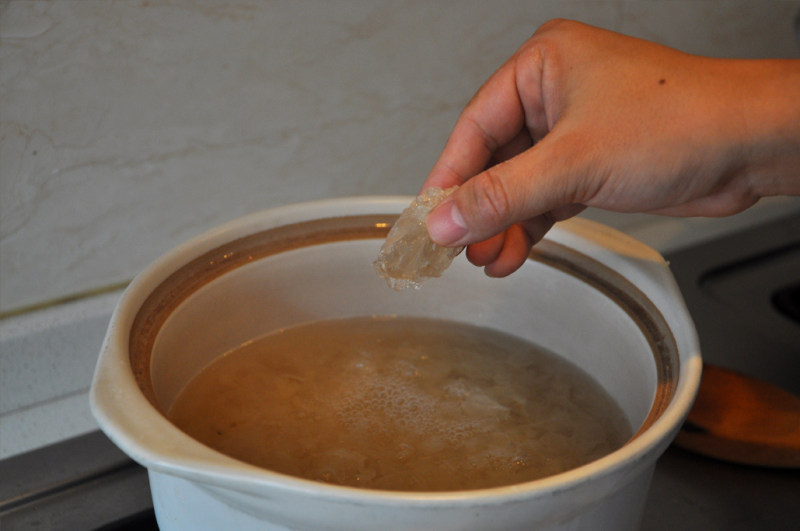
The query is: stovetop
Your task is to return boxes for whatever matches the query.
[2,208,799,530]
[2,429,798,530]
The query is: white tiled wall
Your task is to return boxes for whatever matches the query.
[2,0,799,314]
[1,0,799,458]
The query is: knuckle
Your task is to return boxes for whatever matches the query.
[534,18,577,38]
[536,18,568,34]
[467,169,513,232]
[462,111,499,155]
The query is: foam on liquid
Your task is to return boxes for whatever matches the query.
[168,316,632,491]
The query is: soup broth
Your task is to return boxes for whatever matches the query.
[167,316,632,491]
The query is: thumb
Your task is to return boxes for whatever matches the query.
[426,141,577,246]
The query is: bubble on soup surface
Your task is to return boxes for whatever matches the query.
[374,186,463,290]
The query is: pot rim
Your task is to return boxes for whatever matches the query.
[90,195,702,505]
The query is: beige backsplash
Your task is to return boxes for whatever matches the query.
[2,0,799,315]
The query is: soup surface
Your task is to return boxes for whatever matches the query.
[168,316,631,491]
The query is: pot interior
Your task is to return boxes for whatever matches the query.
[129,214,678,444]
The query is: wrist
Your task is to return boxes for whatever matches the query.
[734,59,800,197]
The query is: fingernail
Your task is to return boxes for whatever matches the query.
[426,200,469,245]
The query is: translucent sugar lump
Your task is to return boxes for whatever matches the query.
[374,186,463,290]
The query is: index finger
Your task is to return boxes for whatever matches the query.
[422,58,528,190]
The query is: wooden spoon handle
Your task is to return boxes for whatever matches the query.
[674,364,800,468]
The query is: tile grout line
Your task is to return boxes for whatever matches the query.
[0,386,92,418]
[0,281,131,321]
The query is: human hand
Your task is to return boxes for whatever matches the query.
[423,19,800,277]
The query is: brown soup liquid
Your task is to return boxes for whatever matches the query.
[168,316,632,491]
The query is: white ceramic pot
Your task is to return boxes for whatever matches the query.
[91,197,701,531]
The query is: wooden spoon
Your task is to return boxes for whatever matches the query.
[673,363,800,468]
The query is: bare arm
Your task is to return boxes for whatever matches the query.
[424,20,800,277]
